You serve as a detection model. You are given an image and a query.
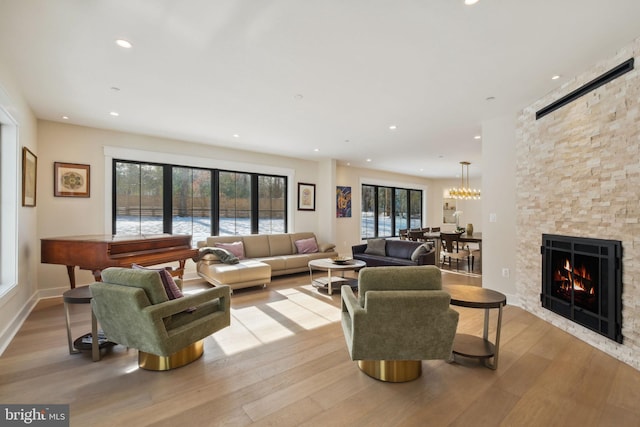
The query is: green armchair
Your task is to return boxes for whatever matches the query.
[341,265,459,382]
[90,267,231,370]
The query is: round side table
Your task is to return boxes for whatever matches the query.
[443,284,507,370]
[63,286,114,362]
[308,258,366,295]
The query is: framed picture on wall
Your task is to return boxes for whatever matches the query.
[54,162,91,197]
[336,186,352,218]
[298,183,315,211]
[22,147,37,207]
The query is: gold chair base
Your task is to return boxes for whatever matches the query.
[138,340,204,371]
[357,360,422,382]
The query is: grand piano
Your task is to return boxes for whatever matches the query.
[41,234,198,288]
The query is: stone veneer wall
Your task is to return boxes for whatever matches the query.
[516,37,640,370]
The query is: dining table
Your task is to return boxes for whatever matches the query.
[426,232,482,269]
[458,232,482,270]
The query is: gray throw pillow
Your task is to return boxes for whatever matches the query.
[411,244,429,262]
[365,238,386,256]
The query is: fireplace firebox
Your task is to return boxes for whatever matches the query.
[541,234,622,343]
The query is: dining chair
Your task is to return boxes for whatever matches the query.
[440,233,471,271]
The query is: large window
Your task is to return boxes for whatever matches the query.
[113,160,287,244]
[361,184,423,239]
[114,162,164,235]
[173,167,212,243]
[0,110,19,298]
[258,175,286,234]
[218,171,251,235]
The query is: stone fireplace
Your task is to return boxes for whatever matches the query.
[516,37,640,370]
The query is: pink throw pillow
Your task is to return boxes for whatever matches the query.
[215,241,245,259]
[131,264,196,312]
[131,264,183,299]
[295,237,319,254]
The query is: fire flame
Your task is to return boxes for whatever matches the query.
[555,258,595,295]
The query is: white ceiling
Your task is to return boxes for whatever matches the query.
[1,0,639,178]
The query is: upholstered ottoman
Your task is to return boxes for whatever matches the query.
[197,259,271,292]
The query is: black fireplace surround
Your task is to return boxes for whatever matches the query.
[541,234,623,343]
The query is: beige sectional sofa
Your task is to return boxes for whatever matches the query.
[196,232,338,291]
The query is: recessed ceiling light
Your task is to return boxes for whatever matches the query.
[464,0,479,5]
[110,111,119,117]
[474,135,481,140]
[62,116,69,120]
[366,158,372,162]
[233,134,240,138]
[115,39,132,48]
[314,148,319,152]
[346,162,351,166]
[552,75,561,80]
[389,125,397,130]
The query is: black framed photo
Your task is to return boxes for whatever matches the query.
[298,183,316,211]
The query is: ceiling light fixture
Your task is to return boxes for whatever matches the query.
[62,116,69,120]
[464,0,479,5]
[389,125,397,130]
[115,39,132,48]
[314,148,319,152]
[552,75,561,80]
[233,134,240,138]
[474,135,481,140]
[110,111,119,117]
[447,161,481,200]
[366,158,372,162]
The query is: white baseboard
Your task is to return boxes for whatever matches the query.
[0,293,39,355]
[0,286,67,356]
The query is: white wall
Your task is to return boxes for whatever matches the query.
[481,115,518,303]
[0,59,39,354]
[36,120,322,291]
[428,178,483,232]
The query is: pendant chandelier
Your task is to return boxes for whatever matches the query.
[448,161,481,200]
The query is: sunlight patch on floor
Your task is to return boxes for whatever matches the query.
[274,288,341,324]
[210,286,340,355]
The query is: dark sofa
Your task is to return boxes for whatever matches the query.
[351,239,436,267]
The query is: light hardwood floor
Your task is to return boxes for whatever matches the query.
[1,270,639,427]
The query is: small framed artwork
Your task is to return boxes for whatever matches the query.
[298,182,316,211]
[336,186,352,218]
[22,147,37,207]
[54,162,91,197]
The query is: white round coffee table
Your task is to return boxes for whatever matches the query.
[308,258,366,295]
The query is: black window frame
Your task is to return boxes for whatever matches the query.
[112,159,288,238]
[361,184,423,239]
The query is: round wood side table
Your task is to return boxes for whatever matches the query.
[63,286,114,361]
[443,284,507,369]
